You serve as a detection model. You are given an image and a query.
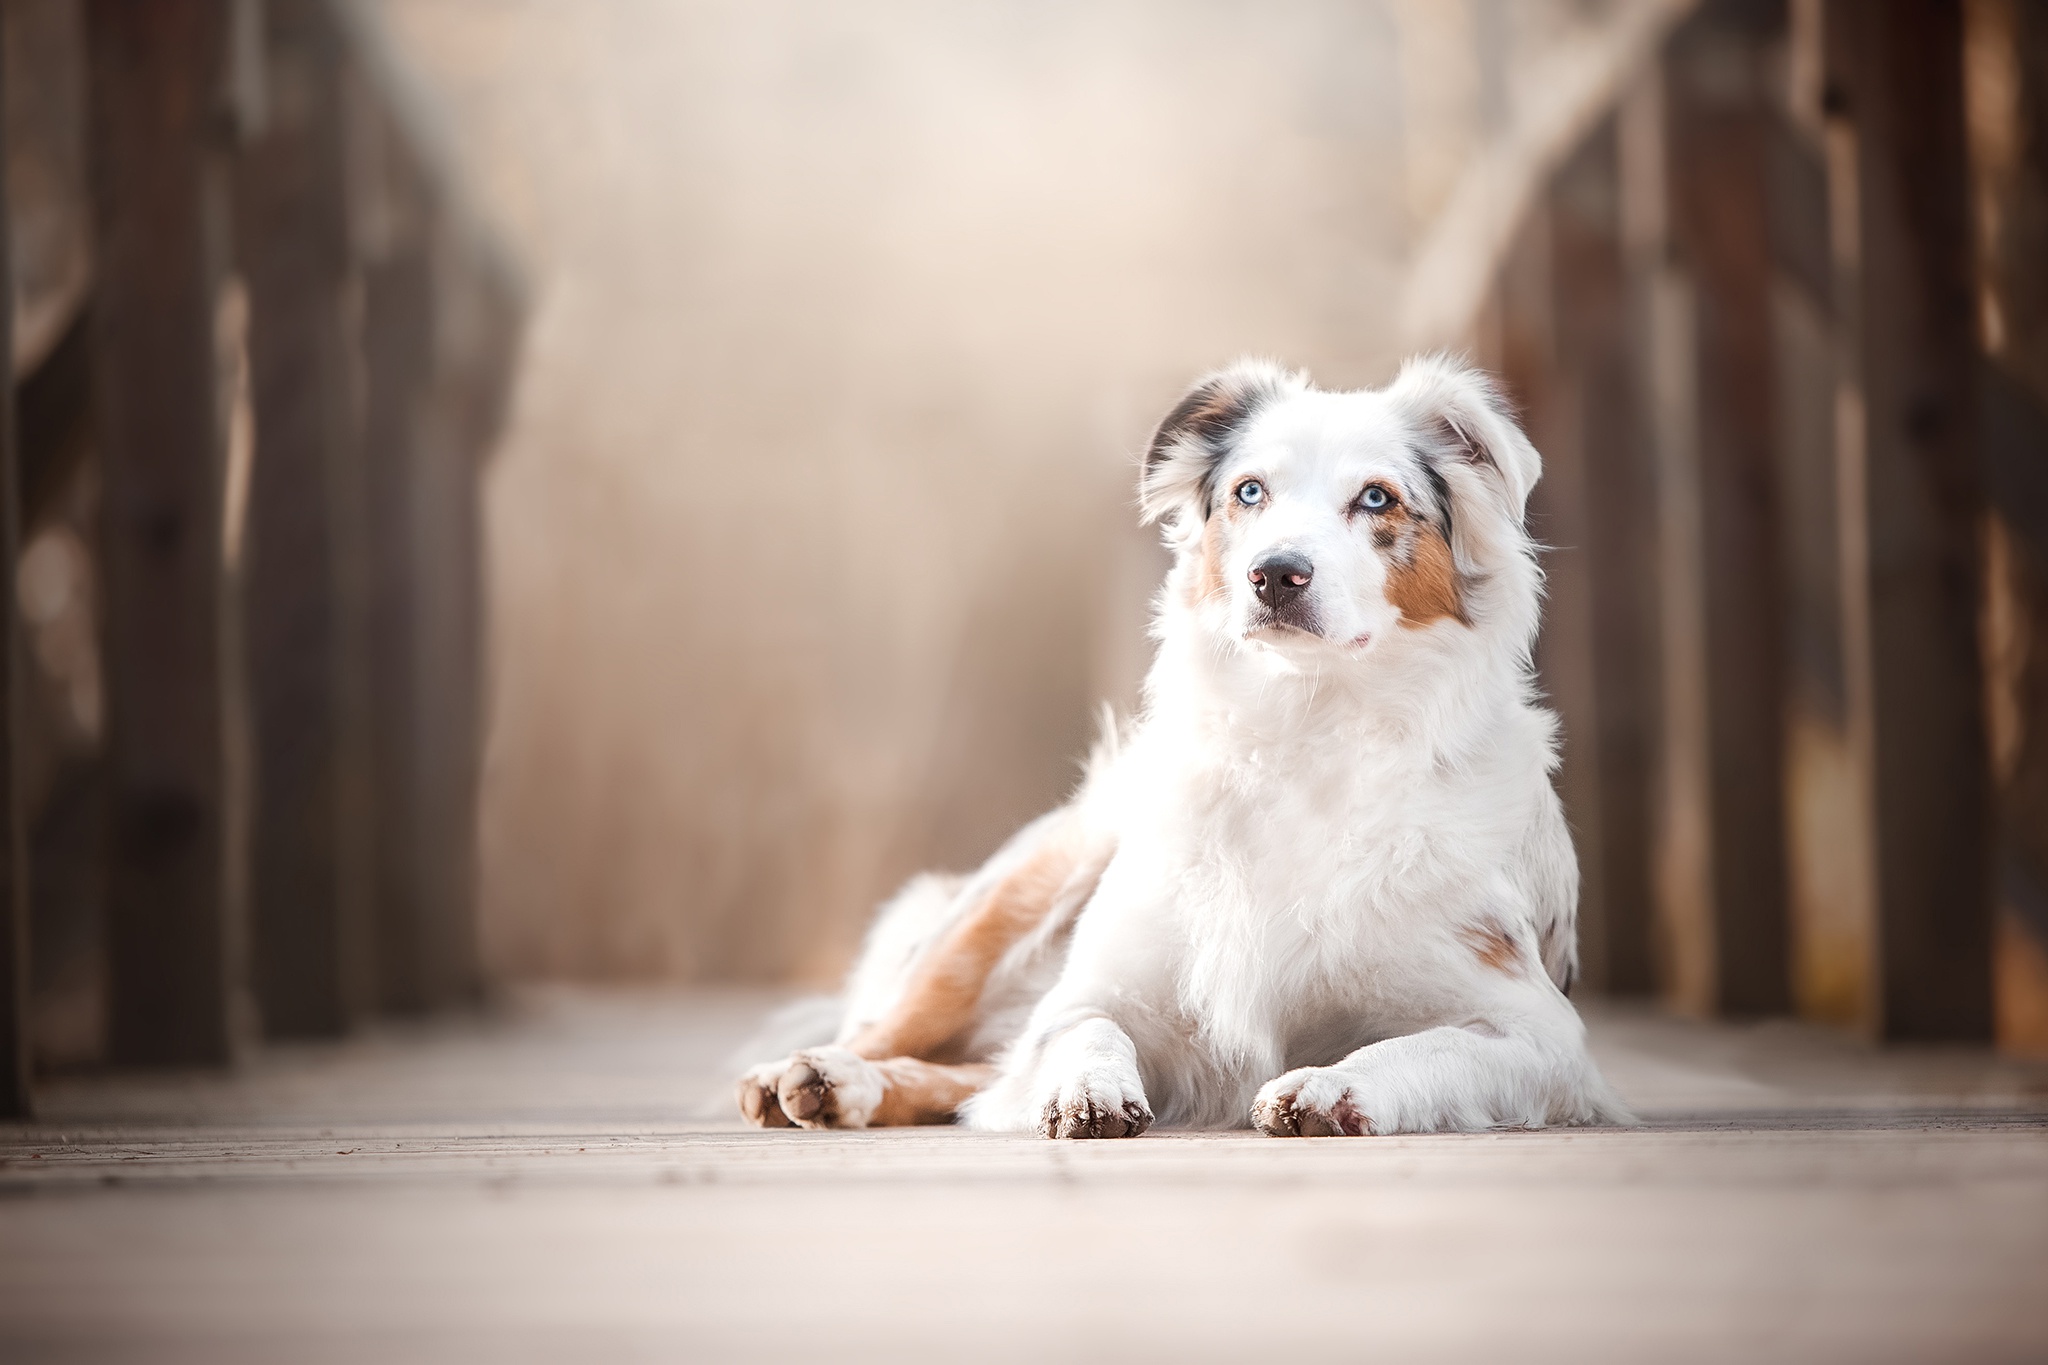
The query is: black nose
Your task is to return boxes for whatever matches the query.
[1248,552,1314,608]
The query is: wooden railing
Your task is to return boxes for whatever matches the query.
[0,0,522,1114]
[1479,0,2048,1043]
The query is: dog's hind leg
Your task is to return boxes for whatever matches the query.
[842,814,1112,1063]
[747,1051,998,1128]
[737,813,1112,1128]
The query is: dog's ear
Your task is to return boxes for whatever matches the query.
[1385,355,1541,568]
[1386,354,1540,516]
[1139,360,1301,524]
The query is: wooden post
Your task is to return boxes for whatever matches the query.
[344,58,519,1014]
[405,327,489,1014]
[347,90,473,1014]
[359,231,439,1014]
[87,0,242,1065]
[1503,114,1661,998]
[359,239,492,1015]
[1655,0,1794,1016]
[1772,0,1873,1030]
[1827,0,1992,1040]
[0,22,34,1118]
[1543,116,1661,996]
[1967,0,2048,1054]
[236,0,373,1037]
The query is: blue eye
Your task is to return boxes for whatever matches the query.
[1360,484,1392,511]
[1236,480,1265,507]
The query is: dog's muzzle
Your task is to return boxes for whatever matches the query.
[1248,551,1320,635]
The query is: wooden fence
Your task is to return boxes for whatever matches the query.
[1487,0,2048,1046]
[0,0,520,1115]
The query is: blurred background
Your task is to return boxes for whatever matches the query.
[4,0,2047,1108]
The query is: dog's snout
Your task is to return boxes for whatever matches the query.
[1248,552,1314,609]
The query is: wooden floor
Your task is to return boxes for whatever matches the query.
[2,990,2046,1364]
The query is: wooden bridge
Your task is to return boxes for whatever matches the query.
[0,1,2045,1360]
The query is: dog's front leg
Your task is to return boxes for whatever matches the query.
[1035,1016,1153,1138]
[964,1011,1153,1138]
[961,850,1171,1138]
[1251,987,1630,1136]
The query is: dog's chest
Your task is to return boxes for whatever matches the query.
[1137,744,1467,1019]
[1172,738,1479,914]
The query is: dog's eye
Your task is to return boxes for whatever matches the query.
[1359,484,1392,512]
[1236,480,1265,507]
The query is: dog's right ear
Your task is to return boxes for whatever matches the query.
[1139,360,1301,524]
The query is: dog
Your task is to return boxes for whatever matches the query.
[737,355,1631,1137]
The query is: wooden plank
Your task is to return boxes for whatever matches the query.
[358,232,438,1014]
[236,0,373,1037]
[1493,180,1593,977]
[403,340,486,1014]
[1625,63,1723,1015]
[1770,10,1873,1030]
[1547,115,1661,996]
[0,17,32,1119]
[347,88,462,1014]
[16,309,93,530]
[1508,114,1660,998]
[1967,0,2048,1054]
[1657,0,1794,1016]
[2,994,2048,1360]
[345,64,518,1014]
[86,0,239,1065]
[1828,0,1992,1039]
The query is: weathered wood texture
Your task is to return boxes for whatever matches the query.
[1830,0,1992,1040]
[87,0,241,1066]
[357,182,446,1015]
[0,22,31,1120]
[236,0,374,1038]
[1659,0,1793,1017]
[1970,0,2048,1054]
[1762,19,1867,1029]
[1525,116,1660,997]
[1,992,2044,1363]
[349,78,518,1014]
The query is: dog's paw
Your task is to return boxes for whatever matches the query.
[736,1059,796,1127]
[736,1048,885,1129]
[776,1047,886,1129]
[1252,1067,1375,1137]
[1037,1069,1153,1140]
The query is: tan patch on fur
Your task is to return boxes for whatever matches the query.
[1379,504,1465,627]
[1461,919,1523,975]
[847,815,1112,1061]
[869,1059,998,1125]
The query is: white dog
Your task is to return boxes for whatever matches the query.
[737,356,1630,1137]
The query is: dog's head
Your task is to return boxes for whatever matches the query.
[1140,355,1541,663]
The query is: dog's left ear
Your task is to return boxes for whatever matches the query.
[1139,359,1303,525]
[1385,355,1541,566]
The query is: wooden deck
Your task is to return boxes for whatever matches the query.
[1,989,2045,1363]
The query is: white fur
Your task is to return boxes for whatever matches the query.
[761,356,1630,1136]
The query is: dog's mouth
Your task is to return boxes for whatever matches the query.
[1245,605,1324,641]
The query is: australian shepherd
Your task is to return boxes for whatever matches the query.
[737,356,1630,1137]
